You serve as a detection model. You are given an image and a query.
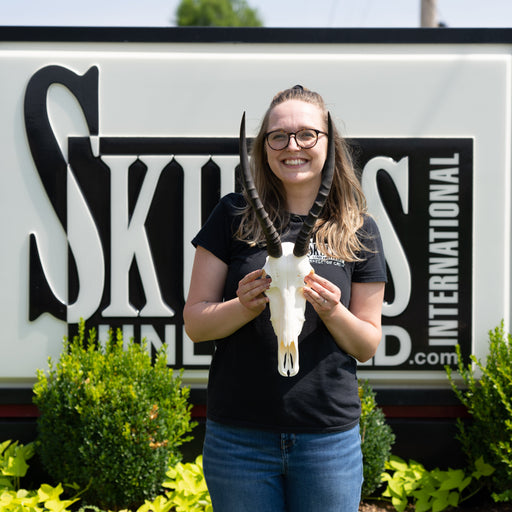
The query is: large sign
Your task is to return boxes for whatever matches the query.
[1,29,510,387]
[360,138,472,373]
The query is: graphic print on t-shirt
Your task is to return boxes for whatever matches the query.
[308,241,345,268]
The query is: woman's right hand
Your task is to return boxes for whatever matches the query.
[236,269,271,314]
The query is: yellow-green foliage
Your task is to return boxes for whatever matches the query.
[0,483,80,512]
[164,455,212,512]
[139,456,212,512]
[0,440,81,512]
[0,446,212,512]
[381,455,494,512]
[0,441,34,491]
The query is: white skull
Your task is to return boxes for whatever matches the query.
[263,242,314,377]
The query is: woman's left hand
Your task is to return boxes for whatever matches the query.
[303,272,341,316]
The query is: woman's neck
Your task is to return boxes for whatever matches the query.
[285,186,319,216]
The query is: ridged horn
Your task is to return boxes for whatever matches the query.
[293,112,336,257]
[239,112,283,258]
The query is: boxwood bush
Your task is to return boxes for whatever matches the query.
[446,322,512,502]
[359,379,395,498]
[33,320,195,511]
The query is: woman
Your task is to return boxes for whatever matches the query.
[183,85,387,512]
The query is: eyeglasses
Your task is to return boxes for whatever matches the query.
[265,129,327,151]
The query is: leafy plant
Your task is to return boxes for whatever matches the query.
[0,440,82,512]
[164,455,212,512]
[0,482,81,512]
[359,380,395,498]
[33,319,195,511]
[0,440,212,512]
[138,456,212,512]
[0,440,34,490]
[446,321,512,501]
[381,455,494,512]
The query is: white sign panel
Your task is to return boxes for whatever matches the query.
[1,31,510,387]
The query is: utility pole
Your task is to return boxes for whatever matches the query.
[420,0,437,27]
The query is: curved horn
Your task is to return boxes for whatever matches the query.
[239,112,282,258]
[293,112,336,257]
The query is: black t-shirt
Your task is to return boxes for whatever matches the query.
[192,193,387,433]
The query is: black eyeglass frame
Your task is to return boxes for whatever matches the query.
[265,129,327,151]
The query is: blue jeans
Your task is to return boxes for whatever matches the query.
[203,420,363,512]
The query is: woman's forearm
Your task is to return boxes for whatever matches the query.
[321,303,382,362]
[183,298,260,342]
[303,277,385,363]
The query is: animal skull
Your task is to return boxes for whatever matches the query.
[262,242,313,376]
[239,112,335,376]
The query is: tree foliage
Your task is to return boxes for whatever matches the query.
[175,0,263,27]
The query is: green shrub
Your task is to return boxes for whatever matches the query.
[33,320,195,511]
[359,380,395,498]
[446,322,512,502]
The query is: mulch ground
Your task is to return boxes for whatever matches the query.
[359,494,512,512]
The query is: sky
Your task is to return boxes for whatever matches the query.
[1,0,512,29]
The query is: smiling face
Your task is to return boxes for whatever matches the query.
[265,99,328,197]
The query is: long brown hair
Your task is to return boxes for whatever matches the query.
[236,85,368,262]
